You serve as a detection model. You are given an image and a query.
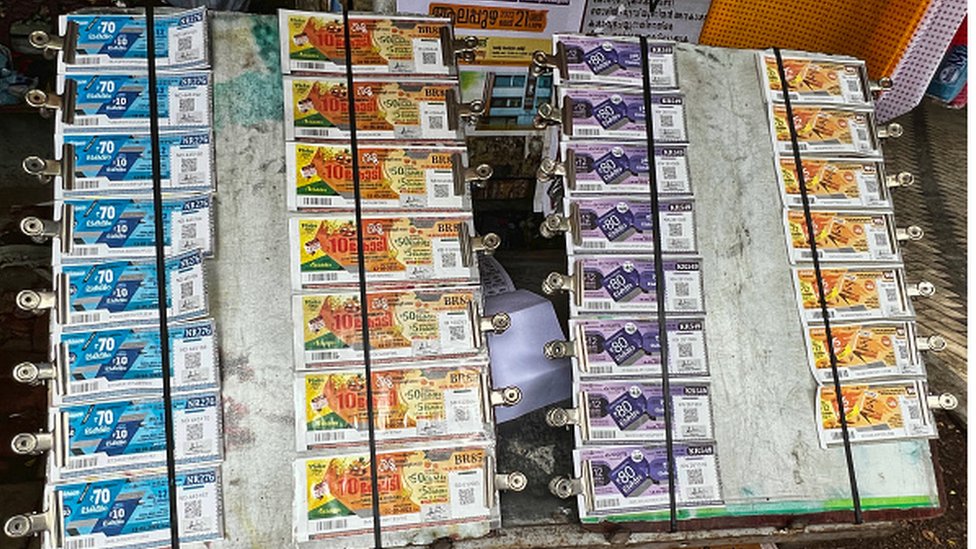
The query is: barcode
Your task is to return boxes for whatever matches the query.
[70,379,102,395]
[65,537,97,549]
[440,252,457,269]
[179,98,196,113]
[594,497,621,510]
[660,114,674,127]
[662,166,677,180]
[73,57,101,66]
[433,184,450,199]
[682,407,699,424]
[65,456,99,470]
[585,301,613,311]
[897,344,910,362]
[675,282,690,297]
[184,499,202,520]
[186,422,204,442]
[71,118,103,127]
[576,127,602,136]
[314,518,350,532]
[588,364,612,374]
[667,223,684,237]
[72,179,102,190]
[71,312,104,325]
[182,223,198,242]
[301,196,336,206]
[293,61,325,70]
[589,430,617,439]
[428,115,444,130]
[178,36,193,52]
[306,272,341,282]
[185,351,201,372]
[581,241,607,249]
[686,468,704,485]
[71,247,100,257]
[569,72,590,81]
[678,343,693,358]
[313,430,347,442]
[181,157,198,174]
[422,52,438,65]
[458,486,476,506]
[299,128,339,137]
[309,351,341,362]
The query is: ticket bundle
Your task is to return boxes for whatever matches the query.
[758,52,873,106]
[561,256,705,315]
[558,142,692,196]
[557,196,697,255]
[550,35,677,88]
[803,321,925,383]
[565,318,708,378]
[792,266,914,323]
[776,157,890,209]
[769,104,880,156]
[816,380,937,448]
[292,287,481,368]
[556,88,687,142]
[286,142,470,211]
[784,210,899,264]
[573,381,713,443]
[295,363,491,449]
[280,11,456,75]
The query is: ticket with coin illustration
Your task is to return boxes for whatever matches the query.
[551,35,676,88]
[562,196,696,255]
[566,256,704,315]
[804,321,924,383]
[776,157,890,209]
[557,88,687,142]
[560,142,692,196]
[759,51,871,105]
[784,210,898,263]
[792,266,913,323]
[576,381,713,443]
[770,105,878,156]
[567,318,708,378]
[816,380,936,448]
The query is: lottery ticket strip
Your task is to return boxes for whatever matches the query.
[2,7,955,549]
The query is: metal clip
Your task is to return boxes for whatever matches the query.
[16,290,56,314]
[12,362,56,385]
[11,432,54,455]
[28,21,77,63]
[928,393,958,411]
[917,335,947,352]
[877,122,904,139]
[469,301,511,348]
[545,406,582,427]
[446,89,485,130]
[23,143,75,186]
[543,339,577,359]
[549,476,584,499]
[536,150,577,189]
[530,42,568,77]
[895,226,924,242]
[868,77,893,94]
[451,153,492,195]
[886,171,915,188]
[490,386,522,407]
[440,27,479,64]
[533,102,563,129]
[25,79,76,124]
[540,213,571,239]
[20,217,61,243]
[907,281,935,298]
[4,511,52,538]
[541,272,574,296]
[460,223,501,267]
[495,471,528,492]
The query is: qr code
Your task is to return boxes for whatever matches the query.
[457,487,476,506]
[668,222,684,237]
[181,281,195,298]
[441,252,457,269]
[660,114,674,127]
[682,406,699,424]
[678,342,693,358]
[182,223,198,242]
[180,98,196,113]
[687,468,704,485]
[428,115,444,130]
[186,422,204,441]
[184,499,202,519]
[651,63,664,75]
[662,166,677,180]
[449,324,466,342]
[873,233,890,249]
[434,185,450,199]
[422,52,438,65]
[178,36,193,52]
[675,282,690,297]
[453,405,471,423]
[181,157,198,174]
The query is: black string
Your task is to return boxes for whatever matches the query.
[772,47,863,523]
[145,6,181,547]
[639,36,678,532]
[340,3,383,547]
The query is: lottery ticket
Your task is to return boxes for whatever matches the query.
[292,287,481,367]
[284,76,460,141]
[551,35,677,88]
[776,157,890,209]
[784,210,898,264]
[54,249,207,328]
[793,266,914,323]
[49,391,222,480]
[758,51,871,105]
[280,10,454,75]
[55,71,211,133]
[560,256,704,315]
[566,318,708,378]
[816,380,936,448]
[770,105,879,156]
[294,444,492,541]
[574,443,722,517]
[559,142,692,196]
[556,87,687,142]
[286,142,470,210]
[576,381,713,443]
[804,321,924,383]
[55,467,223,548]
[53,196,213,261]
[58,8,208,71]
[561,197,697,254]
[290,214,475,289]
[51,319,218,404]
[295,363,489,449]
[54,132,213,197]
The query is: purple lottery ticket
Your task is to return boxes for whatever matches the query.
[553,35,677,88]
[572,318,708,377]
[563,142,692,195]
[581,381,713,442]
[568,197,696,254]
[577,443,723,515]
[561,88,687,142]
[570,256,704,314]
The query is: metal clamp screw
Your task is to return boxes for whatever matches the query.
[4,512,51,538]
[886,171,915,188]
[20,217,60,242]
[12,362,55,385]
[877,123,904,139]
[895,226,924,241]
[490,386,522,406]
[917,335,947,352]
[496,471,528,492]
[549,476,583,499]
[869,77,894,93]
[11,432,53,455]
[541,272,571,295]
[908,281,935,297]
[543,339,576,359]
[540,213,571,239]
[928,393,958,411]
[534,103,562,129]
[16,290,56,313]
[545,407,581,428]
[480,312,511,335]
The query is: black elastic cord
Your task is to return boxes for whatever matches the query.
[639,36,678,532]
[145,6,181,547]
[772,47,862,523]
[340,3,383,547]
